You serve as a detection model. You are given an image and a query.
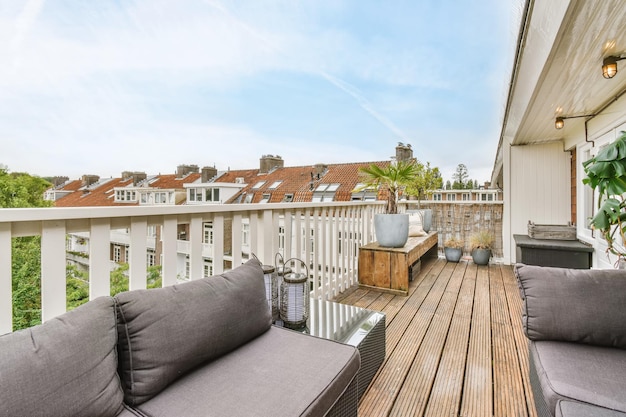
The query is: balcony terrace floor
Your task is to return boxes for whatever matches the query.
[335,257,537,417]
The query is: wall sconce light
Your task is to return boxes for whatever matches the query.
[602,55,626,79]
[554,114,594,129]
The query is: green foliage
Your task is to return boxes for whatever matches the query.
[110,263,162,296]
[582,132,626,261]
[358,160,420,214]
[67,264,89,310]
[0,168,52,208]
[452,164,469,189]
[405,161,443,206]
[12,236,42,330]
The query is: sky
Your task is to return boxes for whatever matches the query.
[1,0,521,185]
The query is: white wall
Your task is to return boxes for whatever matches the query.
[507,141,571,263]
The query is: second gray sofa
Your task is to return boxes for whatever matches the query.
[515,264,626,417]
[0,259,360,417]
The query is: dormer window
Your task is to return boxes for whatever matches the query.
[268,181,282,190]
[251,181,266,190]
[114,189,137,203]
[313,183,339,202]
[283,193,294,202]
[260,193,271,203]
[351,183,377,201]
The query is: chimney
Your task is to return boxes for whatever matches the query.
[484,181,491,189]
[52,176,69,187]
[259,155,284,174]
[313,163,328,178]
[122,171,147,185]
[395,142,413,162]
[201,166,218,183]
[81,175,100,187]
[176,164,199,178]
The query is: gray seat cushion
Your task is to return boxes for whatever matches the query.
[115,259,272,406]
[133,326,360,417]
[515,264,626,348]
[0,297,124,417]
[556,401,626,417]
[530,340,626,414]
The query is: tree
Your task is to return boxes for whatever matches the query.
[1,168,52,330]
[445,180,452,190]
[452,164,469,190]
[406,161,443,205]
[358,160,421,214]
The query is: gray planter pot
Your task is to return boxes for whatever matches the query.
[374,213,409,248]
[419,209,433,233]
[444,247,463,262]
[471,248,491,265]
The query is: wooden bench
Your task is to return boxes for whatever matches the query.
[358,232,438,295]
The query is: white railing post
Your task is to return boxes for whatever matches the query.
[0,223,12,334]
[231,213,243,267]
[213,214,224,274]
[41,220,67,322]
[89,218,111,298]
[129,217,148,290]
[189,215,203,280]
[161,215,178,286]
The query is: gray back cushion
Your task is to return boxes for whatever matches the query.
[515,263,626,348]
[0,297,124,417]
[115,259,271,405]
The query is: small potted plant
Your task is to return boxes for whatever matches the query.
[443,237,464,262]
[358,159,420,247]
[470,231,494,265]
[583,131,626,267]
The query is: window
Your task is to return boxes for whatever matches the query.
[268,181,282,190]
[447,194,456,201]
[140,193,148,204]
[242,223,250,245]
[313,183,339,202]
[260,193,271,203]
[283,193,294,202]
[582,148,594,231]
[203,222,213,244]
[462,193,470,201]
[147,250,155,267]
[278,226,285,250]
[189,188,202,202]
[433,193,442,201]
[114,189,137,203]
[205,188,220,202]
[124,247,129,262]
[244,193,253,203]
[251,181,266,190]
[203,262,213,278]
[113,246,121,262]
[185,256,190,279]
[155,192,168,204]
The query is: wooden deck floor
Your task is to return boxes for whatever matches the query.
[335,257,538,417]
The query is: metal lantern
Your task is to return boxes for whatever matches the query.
[273,253,291,321]
[260,263,276,320]
[280,258,309,329]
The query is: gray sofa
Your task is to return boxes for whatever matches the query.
[0,259,360,417]
[514,264,626,417]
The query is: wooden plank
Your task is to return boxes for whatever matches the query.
[390,251,408,293]
[373,250,391,288]
[358,259,450,417]
[460,263,493,417]
[388,261,465,417]
[353,290,383,309]
[423,262,474,417]
[490,265,528,417]
[358,248,375,286]
[502,265,538,417]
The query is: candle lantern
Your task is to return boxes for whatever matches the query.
[280,258,309,329]
[273,253,291,321]
[260,263,276,319]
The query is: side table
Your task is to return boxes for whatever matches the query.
[275,298,385,401]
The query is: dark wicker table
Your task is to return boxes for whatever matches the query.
[276,298,386,401]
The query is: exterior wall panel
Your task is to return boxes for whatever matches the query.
[509,142,571,263]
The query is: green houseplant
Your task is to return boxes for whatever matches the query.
[582,131,626,265]
[443,237,464,262]
[358,159,420,247]
[470,231,494,265]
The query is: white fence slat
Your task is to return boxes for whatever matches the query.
[161,215,178,286]
[41,220,67,322]
[129,217,148,290]
[89,218,110,298]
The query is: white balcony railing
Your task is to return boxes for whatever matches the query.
[0,201,384,334]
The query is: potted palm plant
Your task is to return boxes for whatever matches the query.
[358,159,420,247]
[582,131,626,266]
[470,231,494,265]
[443,237,464,262]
